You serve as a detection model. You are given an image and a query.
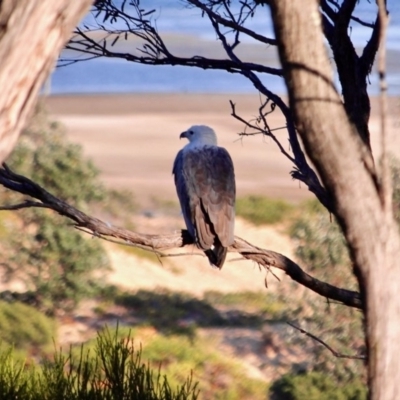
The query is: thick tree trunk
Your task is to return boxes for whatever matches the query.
[269,1,400,398]
[0,0,93,163]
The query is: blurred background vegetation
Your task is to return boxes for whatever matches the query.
[5,105,400,398]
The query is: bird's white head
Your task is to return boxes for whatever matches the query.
[180,125,217,147]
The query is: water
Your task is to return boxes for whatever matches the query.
[51,1,400,96]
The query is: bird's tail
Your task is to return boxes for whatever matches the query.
[204,244,228,269]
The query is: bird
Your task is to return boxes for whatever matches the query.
[172,125,236,269]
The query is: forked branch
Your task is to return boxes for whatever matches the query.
[0,164,361,309]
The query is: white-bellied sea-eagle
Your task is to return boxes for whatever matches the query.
[173,125,236,269]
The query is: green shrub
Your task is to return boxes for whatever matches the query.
[9,114,104,208]
[291,155,400,275]
[270,371,366,400]
[0,301,55,356]
[79,326,268,400]
[290,212,350,273]
[288,202,365,384]
[0,327,200,400]
[0,104,111,314]
[141,331,268,400]
[236,195,294,225]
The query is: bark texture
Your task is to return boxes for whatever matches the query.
[0,0,93,163]
[269,1,400,398]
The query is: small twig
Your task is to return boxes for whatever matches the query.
[74,226,165,256]
[228,256,247,262]
[159,252,205,258]
[266,266,281,282]
[0,200,50,211]
[287,322,366,360]
[187,0,277,46]
[231,101,296,164]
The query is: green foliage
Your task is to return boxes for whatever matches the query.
[236,195,294,225]
[61,325,268,400]
[78,326,268,400]
[270,371,366,400]
[14,214,109,312]
[0,327,199,400]
[288,202,365,382]
[0,301,55,356]
[1,105,111,314]
[291,157,400,276]
[140,332,268,400]
[290,211,350,272]
[292,155,400,275]
[9,107,104,208]
[0,347,35,399]
[98,288,364,400]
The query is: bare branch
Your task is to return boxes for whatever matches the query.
[323,0,376,151]
[0,164,362,309]
[230,100,295,164]
[337,0,357,28]
[65,31,282,76]
[67,1,280,75]
[322,0,375,28]
[0,200,50,210]
[287,322,366,360]
[187,0,277,46]
[320,0,337,23]
[229,99,334,213]
[360,15,381,76]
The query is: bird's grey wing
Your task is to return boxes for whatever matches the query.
[201,146,236,247]
[184,147,236,248]
[173,149,197,240]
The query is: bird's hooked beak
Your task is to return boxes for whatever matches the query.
[179,131,188,140]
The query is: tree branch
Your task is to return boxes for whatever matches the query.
[65,28,282,76]
[0,164,361,309]
[360,15,381,76]
[337,0,357,28]
[287,322,366,360]
[323,0,374,151]
[229,99,334,213]
[187,0,277,46]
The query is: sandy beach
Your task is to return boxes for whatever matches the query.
[43,93,400,206]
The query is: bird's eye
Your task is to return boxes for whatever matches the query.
[189,130,193,135]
